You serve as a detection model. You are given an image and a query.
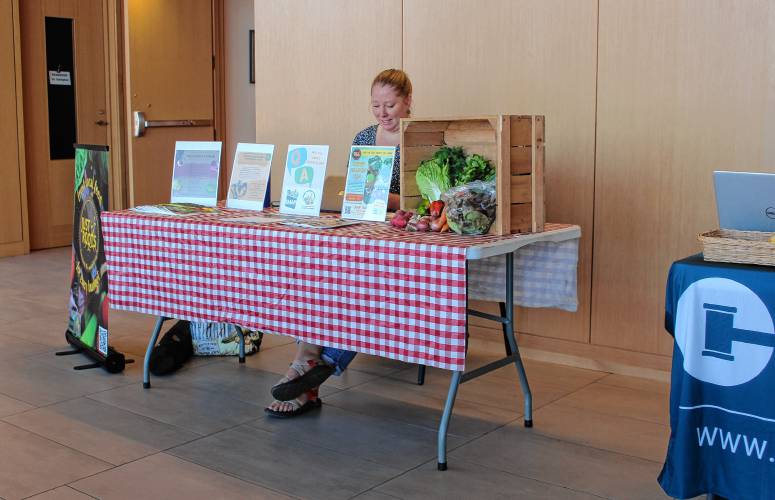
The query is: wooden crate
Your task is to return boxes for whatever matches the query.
[399,115,545,235]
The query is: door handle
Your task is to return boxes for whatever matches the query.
[133,111,212,137]
[95,119,109,126]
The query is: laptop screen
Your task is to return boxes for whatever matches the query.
[714,171,775,232]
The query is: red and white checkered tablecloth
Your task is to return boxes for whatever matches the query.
[101,208,570,371]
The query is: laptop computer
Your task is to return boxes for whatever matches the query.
[714,171,775,232]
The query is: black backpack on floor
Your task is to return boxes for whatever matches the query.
[149,320,193,376]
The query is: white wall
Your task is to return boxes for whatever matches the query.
[224,0,256,185]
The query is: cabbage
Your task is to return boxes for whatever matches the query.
[415,158,452,202]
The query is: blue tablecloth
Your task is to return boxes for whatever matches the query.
[659,254,775,500]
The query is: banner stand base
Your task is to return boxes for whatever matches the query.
[62,330,134,373]
[55,348,84,356]
[73,362,102,370]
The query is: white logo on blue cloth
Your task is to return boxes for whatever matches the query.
[675,278,775,386]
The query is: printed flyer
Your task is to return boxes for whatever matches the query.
[170,141,222,206]
[130,203,226,216]
[67,145,110,355]
[227,143,274,210]
[341,145,396,221]
[279,145,329,216]
[278,217,360,229]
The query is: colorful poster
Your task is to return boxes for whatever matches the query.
[67,145,110,355]
[170,141,222,206]
[341,145,396,221]
[226,143,274,210]
[279,145,329,216]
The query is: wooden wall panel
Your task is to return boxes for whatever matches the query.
[403,0,598,343]
[0,0,28,257]
[594,0,775,354]
[254,0,402,210]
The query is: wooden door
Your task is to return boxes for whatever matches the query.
[125,0,216,206]
[21,0,108,249]
[0,0,28,257]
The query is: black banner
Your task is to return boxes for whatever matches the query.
[67,145,110,355]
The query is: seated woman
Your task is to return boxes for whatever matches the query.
[265,68,412,418]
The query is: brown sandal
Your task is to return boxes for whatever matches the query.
[270,360,334,402]
[271,359,312,388]
[264,389,322,418]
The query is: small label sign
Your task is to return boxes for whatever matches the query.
[48,71,72,86]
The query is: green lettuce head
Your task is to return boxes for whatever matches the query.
[415,159,452,202]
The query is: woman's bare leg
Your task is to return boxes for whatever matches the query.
[267,342,323,412]
[295,342,322,362]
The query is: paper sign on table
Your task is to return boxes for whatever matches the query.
[278,217,360,229]
[171,141,222,206]
[131,203,225,216]
[221,213,288,224]
[279,145,329,216]
[226,143,274,210]
[341,145,396,221]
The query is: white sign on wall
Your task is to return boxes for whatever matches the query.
[48,71,72,86]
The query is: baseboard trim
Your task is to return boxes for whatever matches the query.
[0,240,29,258]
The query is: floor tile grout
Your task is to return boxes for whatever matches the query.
[3,395,221,469]
[82,389,264,437]
[449,455,612,500]
[236,415,430,471]
[469,418,663,464]
[20,484,100,500]
[345,456,436,500]
[595,373,670,395]
[0,417,116,469]
[544,395,670,430]
[165,451,306,500]
[62,485,101,500]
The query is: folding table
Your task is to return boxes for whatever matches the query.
[101,209,580,470]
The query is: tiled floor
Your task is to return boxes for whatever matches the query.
[1,248,675,499]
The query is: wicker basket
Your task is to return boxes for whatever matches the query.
[698,229,775,266]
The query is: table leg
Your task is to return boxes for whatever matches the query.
[504,253,533,427]
[498,302,513,356]
[417,365,426,385]
[233,326,246,363]
[437,370,463,470]
[143,316,169,389]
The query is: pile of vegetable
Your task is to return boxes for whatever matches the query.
[389,145,499,235]
[390,200,449,233]
[414,146,496,216]
[391,146,494,235]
